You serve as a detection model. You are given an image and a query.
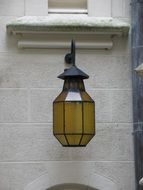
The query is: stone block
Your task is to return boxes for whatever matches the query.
[0,52,132,89]
[112,0,131,18]
[0,0,24,16]
[0,162,95,190]
[123,0,131,18]
[0,164,10,190]
[112,0,124,17]
[89,90,112,123]
[0,124,72,161]
[94,161,135,190]
[79,55,132,89]
[1,163,48,190]
[0,89,28,122]
[0,123,133,162]
[0,53,64,88]
[0,17,18,53]
[112,36,131,56]
[25,0,48,16]
[67,123,134,161]
[111,90,133,122]
[88,0,111,17]
[0,161,134,190]
[30,89,60,122]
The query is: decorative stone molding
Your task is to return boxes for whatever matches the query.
[24,174,118,190]
[24,169,118,190]
[6,15,130,50]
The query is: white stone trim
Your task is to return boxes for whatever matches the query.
[25,0,112,17]
[25,0,48,16]
[24,171,118,190]
[17,39,113,50]
[88,0,112,17]
[89,174,118,190]
[7,15,129,50]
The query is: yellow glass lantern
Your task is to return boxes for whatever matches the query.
[53,41,95,147]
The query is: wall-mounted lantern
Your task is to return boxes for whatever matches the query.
[53,41,95,147]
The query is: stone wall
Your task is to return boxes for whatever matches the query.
[0,0,134,189]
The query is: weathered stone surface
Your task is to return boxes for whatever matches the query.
[0,0,24,16]
[0,53,64,88]
[0,162,134,190]
[81,55,132,89]
[111,90,133,122]
[0,17,18,53]
[0,53,132,89]
[0,123,133,161]
[112,0,131,19]
[0,89,28,122]
[94,161,135,190]
[89,90,112,123]
[25,0,47,16]
[7,16,130,36]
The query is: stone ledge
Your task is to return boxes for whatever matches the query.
[7,15,130,35]
[6,15,130,49]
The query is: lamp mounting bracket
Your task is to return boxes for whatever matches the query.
[65,40,76,66]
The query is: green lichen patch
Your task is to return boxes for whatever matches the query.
[7,15,130,36]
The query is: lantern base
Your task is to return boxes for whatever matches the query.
[63,145,86,147]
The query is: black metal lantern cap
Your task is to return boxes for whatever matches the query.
[58,65,89,80]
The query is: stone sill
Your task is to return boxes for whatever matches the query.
[6,15,130,49]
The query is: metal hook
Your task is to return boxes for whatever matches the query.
[65,40,76,66]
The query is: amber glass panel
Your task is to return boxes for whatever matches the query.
[65,102,82,133]
[83,102,95,134]
[53,102,64,134]
[66,135,82,145]
[65,91,82,101]
[80,135,94,146]
[55,135,68,146]
[54,91,68,102]
[80,91,93,101]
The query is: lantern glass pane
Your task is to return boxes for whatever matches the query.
[65,102,82,133]
[80,91,93,101]
[53,102,64,133]
[83,102,95,133]
[65,91,82,101]
[54,91,68,102]
[66,135,82,146]
[55,135,68,146]
[80,135,94,145]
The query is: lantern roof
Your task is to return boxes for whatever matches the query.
[58,65,89,80]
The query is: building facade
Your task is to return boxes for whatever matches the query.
[0,0,134,190]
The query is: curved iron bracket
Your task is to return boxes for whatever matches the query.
[65,40,76,66]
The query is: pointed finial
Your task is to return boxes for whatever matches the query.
[65,40,76,66]
[71,40,75,66]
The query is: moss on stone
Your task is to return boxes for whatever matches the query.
[7,15,130,36]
